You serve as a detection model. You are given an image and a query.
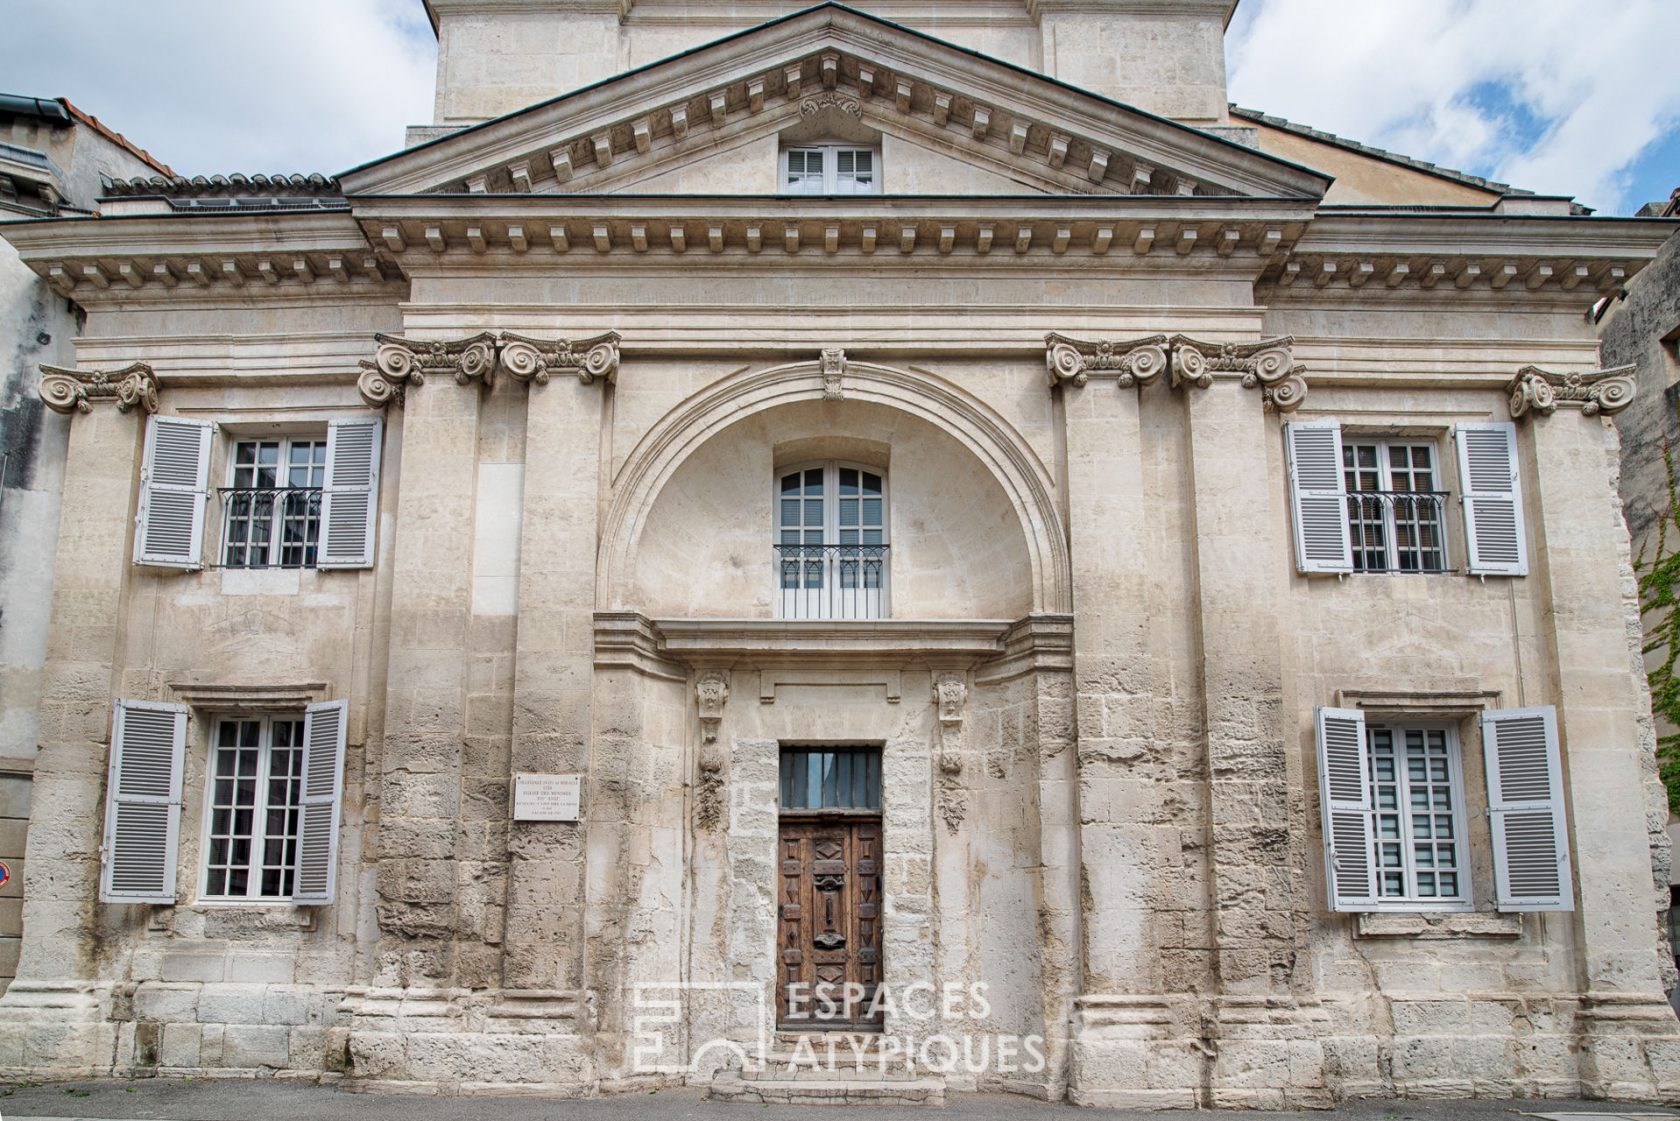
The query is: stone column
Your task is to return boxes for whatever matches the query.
[1047,336,1192,1108]
[495,335,617,1054]
[1174,336,1324,1109]
[358,335,492,993]
[0,364,158,1068]
[1513,365,1680,1098]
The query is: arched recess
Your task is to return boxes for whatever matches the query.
[598,359,1071,615]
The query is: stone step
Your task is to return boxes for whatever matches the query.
[709,1071,946,1105]
[738,1061,925,1082]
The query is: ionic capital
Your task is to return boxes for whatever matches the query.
[39,362,160,415]
[1045,333,1168,389]
[1507,364,1636,421]
[1168,333,1307,412]
[357,331,499,409]
[498,330,621,387]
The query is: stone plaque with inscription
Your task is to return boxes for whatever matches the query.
[513,773,582,822]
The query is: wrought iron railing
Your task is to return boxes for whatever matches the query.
[1346,490,1449,573]
[219,487,322,569]
[775,544,889,620]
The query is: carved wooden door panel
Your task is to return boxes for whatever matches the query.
[777,819,882,1028]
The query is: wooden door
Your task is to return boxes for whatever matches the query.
[777,818,882,1028]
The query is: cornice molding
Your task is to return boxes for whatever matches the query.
[1044,332,1167,388]
[38,362,160,415]
[1168,333,1306,412]
[498,330,621,385]
[1507,364,1637,421]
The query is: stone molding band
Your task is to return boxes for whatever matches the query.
[1046,332,1307,411]
[38,362,160,415]
[358,330,622,408]
[1507,364,1637,420]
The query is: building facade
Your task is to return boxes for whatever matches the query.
[0,93,170,995]
[2,0,1679,1106]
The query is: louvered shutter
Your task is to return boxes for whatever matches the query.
[1285,422,1353,574]
[1316,706,1378,911]
[134,417,213,568]
[293,699,347,905]
[1482,705,1572,912]
[100,700,186,904]
[318,418,382,569]
[1456,422,1527,576]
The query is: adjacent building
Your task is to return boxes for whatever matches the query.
[1,0,1677,1106]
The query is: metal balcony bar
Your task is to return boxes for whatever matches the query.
[775,543,889,620]
[219,487,322,569]
[1346,490,1449,574]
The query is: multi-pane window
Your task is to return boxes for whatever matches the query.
[222,438,326,568]
[781,145,878,195]
[780,746,882,811]
[777,463,888,619]
[202,716,305,900]
[1366,725,1469,906]
[1343,440,1447,573]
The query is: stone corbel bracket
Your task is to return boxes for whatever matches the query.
[933,670,968,833]
[695,669,730,754]
[1507,363,1637,420]
[1167,333,1307,412]
[498,330,621,386]
[1044,333,1169,389]
[39,362,160,415]
[357,331,499,409]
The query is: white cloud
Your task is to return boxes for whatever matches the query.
[0,0,436,177]
[1227,0,1680,213]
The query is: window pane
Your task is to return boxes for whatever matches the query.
[779,747,883,810]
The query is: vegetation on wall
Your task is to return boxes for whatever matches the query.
[1636,439,1680,812]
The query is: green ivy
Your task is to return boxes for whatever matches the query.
[1635,438,1680,812]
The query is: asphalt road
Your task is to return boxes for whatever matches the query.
[0,1080,1676,1121]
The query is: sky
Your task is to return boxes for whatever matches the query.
[2,0,1677,215]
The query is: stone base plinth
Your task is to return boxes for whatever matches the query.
[1068,994,1202,1109]
[1577,992,1680,1101]
[0,980,120,1076]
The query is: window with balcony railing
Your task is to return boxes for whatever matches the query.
[1343,441,1448,574]
[221,437,325,568]
[776,463,888,619]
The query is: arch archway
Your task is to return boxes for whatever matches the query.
[599,359,1070,616]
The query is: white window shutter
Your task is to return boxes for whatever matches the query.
[318,417,382,569]
[1482,705,1572,912]
[1456,422,1527,576]
[1316,706,1378,911]
[134,416,213,569]
[1285,422,1353,574]
[100,700,186,904]
[293,699,348,905]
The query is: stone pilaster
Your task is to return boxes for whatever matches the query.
[0,365,159,1070]
[500,333,618,1005]
[366,334,490,991]
[1516,371,1680,1099]
[1176,336,1325,1110]
[1049,334,1194,1108]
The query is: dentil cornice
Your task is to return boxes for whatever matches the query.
[1507,364,1637,421]
[39,362,160,415]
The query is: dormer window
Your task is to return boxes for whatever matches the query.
[781,144,878,196]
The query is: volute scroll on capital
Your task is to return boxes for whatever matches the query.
[1167,334,1307,412]
[1507,364,1637,421]
[357,331,499,408]
[498,330,621,387]
[1044,333,1169,389]
[39,362,160,416]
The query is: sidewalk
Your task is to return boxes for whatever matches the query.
[0,1080,1676,1121]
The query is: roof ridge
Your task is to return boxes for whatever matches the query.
[1227,103,1537,199]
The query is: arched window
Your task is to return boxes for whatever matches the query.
[776,462,888,619]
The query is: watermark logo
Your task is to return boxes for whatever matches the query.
[629,980,1045,1077]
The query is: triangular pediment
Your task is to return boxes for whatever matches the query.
[340,3,1330,202]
